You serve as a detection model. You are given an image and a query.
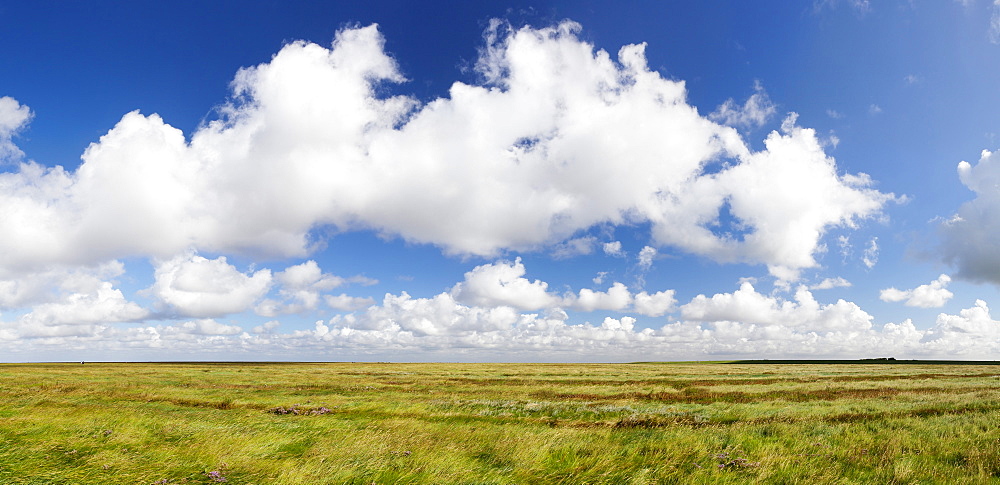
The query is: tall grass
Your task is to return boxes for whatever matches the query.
[0,362,997,483]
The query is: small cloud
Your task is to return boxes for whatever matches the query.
[257,260,375,316]
[450,258,562,311]
[571,282,633,313]
[826,109,844,119]
[638,246,658,271]
[862,237,879,269]
[252,320,281,334]
[592,271,608,285]
[869,104,883,115]
[709,81,777,130]
[904,74,921,85]
[603,241,625,258]
[838,235,852,263]
[163,319,242,336]
[552,236,596,259]
[276,260,344,291]
[0,96,33,164]
[325,294,376,311]
[826,131,841,149]
[813,0,871,14]
[633,289,677,317]
[347,275,379,286]
[810,277,852,290]
[880,274,953,308]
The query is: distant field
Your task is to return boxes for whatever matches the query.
[0,361,998,484]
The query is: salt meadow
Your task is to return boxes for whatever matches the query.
[0,361,999,484]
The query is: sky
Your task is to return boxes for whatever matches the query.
[1,0,1000,362]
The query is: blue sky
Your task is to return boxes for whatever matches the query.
[2,0,1000,361]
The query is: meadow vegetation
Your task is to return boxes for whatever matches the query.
[0,361,998,483]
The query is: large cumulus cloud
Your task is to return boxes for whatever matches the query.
[148,253,273,318]
[0,20,920,359]
[0,21,891,279]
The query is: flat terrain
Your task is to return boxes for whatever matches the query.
[0,361,998,484]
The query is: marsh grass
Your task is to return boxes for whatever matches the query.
[0,362,998,483]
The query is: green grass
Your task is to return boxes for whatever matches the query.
[0,361,998,483]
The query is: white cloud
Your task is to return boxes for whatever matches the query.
[654,114,892,280]
[681,282,874,332]
[838,235,852,262]
[290,284,879,358]
[637,246,657,270]
[161,319,243,336]
[592,271,608,285]
[446,258,673,317]
[709,81,777,129]
[632,289,677,317]
[570,282,633,312]
[551,236,596,259]
[348,275,379,286]
[826,132,840,149]
[325,293,376,311]
[149,253,272,318]
[826,109,844,119]
[869,104,883,115]
[810,277,852,290]
[863,237,879,269]
[256,260,370,316]
[363,21,752,259]
[0,26,412,271]
[941,150,1000,283]
[450,258,563,311]
[1,272,148,340]
[328,292,525,337]
[288,290,661,357]
[599,316,636,332]
[19,282,147,327]
[0,97,31,163]
[0,21,891,282]
[921,300,1000,356]
[814,0,871,14]
[7,269,1000,361]
[0,261,127,310]
[275,260,342,290]
[222,291,1000,360]
[602,241,625,258]
[880,274,953,308]
[252,320,281,334]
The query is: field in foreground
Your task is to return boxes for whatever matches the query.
[0,362,999,484]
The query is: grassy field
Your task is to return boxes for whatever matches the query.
[0,361,998,484]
